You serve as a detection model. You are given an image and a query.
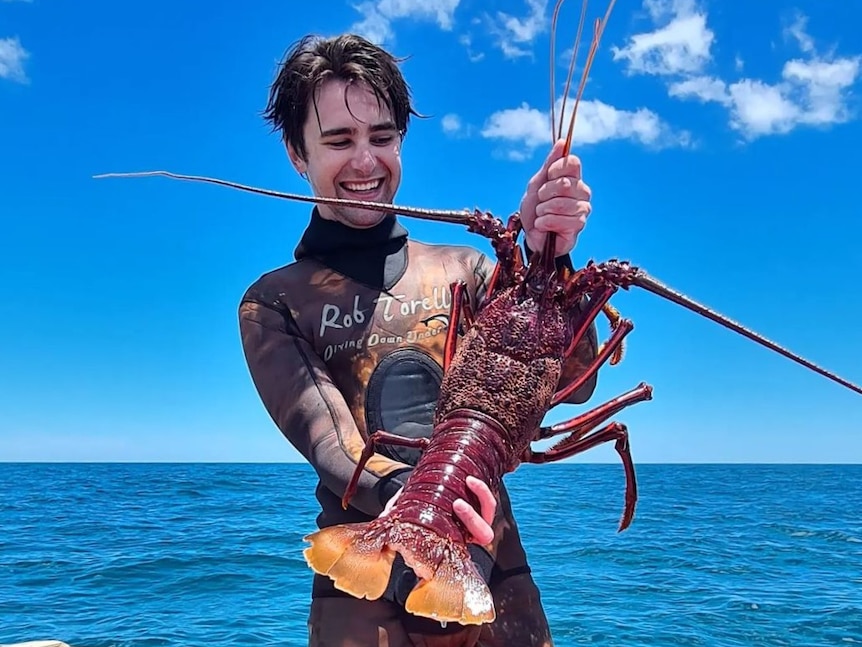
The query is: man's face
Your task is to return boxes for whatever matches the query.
[288,78,403,229]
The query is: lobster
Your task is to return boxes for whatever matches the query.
[93,0,862,628]
[307,221,658,626]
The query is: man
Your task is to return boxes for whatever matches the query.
[239,33,597,647]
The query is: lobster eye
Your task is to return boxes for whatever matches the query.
[525,270,556,300]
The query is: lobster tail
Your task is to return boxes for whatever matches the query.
[303,519,495,625]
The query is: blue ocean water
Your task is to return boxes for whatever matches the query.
[1,463,860,646]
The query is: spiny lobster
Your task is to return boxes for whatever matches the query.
[93,0,862,627]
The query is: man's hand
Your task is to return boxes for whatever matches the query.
[453,476,496,545]
[519,138,592,257]
[380,475,497,546]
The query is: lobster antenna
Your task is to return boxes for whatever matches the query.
[633,272,862,396]
[549,0,567,142]
[546,0,591,260]
[563,0,618,155]
[93,171,473,225]
[557,0,590,140]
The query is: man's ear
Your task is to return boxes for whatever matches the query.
[286,141,307,175]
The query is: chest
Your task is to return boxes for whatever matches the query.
[288,252,477,372]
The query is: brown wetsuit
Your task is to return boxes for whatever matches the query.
[239,210,598,647]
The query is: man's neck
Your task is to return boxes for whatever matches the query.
[294,208,410,290]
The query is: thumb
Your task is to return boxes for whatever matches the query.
[544,139,568,172]
[527,139,567,191]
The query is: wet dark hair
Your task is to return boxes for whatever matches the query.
[263,33,420,161]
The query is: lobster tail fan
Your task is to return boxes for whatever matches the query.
[395,523,496,625]
[404,546,495,625]
[303,523,395,600]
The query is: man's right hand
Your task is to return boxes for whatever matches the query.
[454,476,496,546]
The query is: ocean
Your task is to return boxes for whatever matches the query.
[1,463,860,646]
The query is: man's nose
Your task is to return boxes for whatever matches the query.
[351,146,376,174]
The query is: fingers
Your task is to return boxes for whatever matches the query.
[453,476,496,546]
[453,499,495,546]
[532,215,588,241]
[529,192,591,254]
[537,177,591,204]
[534,186,592,220]
[466,475,496,527]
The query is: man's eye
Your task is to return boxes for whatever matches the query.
[326,140,350,149]
[372,135,395,146]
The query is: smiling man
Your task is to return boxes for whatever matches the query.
[286,78,403,228]
[239,33,597,647]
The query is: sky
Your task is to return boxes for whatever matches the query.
[1,0,861,464]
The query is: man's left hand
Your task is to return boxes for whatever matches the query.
[519,138,592,257]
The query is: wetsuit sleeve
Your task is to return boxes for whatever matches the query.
[238,298,411,517]
[473,251,599,405]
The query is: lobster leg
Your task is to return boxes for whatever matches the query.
[526,421,637,532]
[443,281,469,372]
[342,431,431,510]
[526,383,653,532]
[601,303,626,366]
[540,382,653,441]
[552,311,634,406]
[561,283,619,360]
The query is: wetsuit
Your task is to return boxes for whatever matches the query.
[239,209,598,647]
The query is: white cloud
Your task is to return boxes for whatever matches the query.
[488,0,548,60]
[496,0,546,41]
[351,0,460,45]
[784,13,815,55]
[0,36,29,84]
[481,103,549,149]
[643,0,696,21]
[618,2,861,140]
[565,99,691,147]
[352,7,394,44]
[726,79,800,137]
[668,29,861,139]
[668,75,729,104]
[441,113,463,134]
[458,33,484,62]
[379,0,459,28]
[480,97,690,156]
[612,10,714,76]
[783,56,860,125]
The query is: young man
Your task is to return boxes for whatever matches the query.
[239,34,598,647]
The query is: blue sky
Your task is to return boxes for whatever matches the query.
[2,0,860,463]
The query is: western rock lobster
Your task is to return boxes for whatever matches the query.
[93,0,862,628]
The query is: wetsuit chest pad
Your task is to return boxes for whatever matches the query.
[364,347,444,465]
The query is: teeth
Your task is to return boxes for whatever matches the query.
[342,179,382,192]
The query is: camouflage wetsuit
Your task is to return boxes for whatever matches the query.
[239,210,598,647]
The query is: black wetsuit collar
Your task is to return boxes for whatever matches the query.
[294,208,409,290]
